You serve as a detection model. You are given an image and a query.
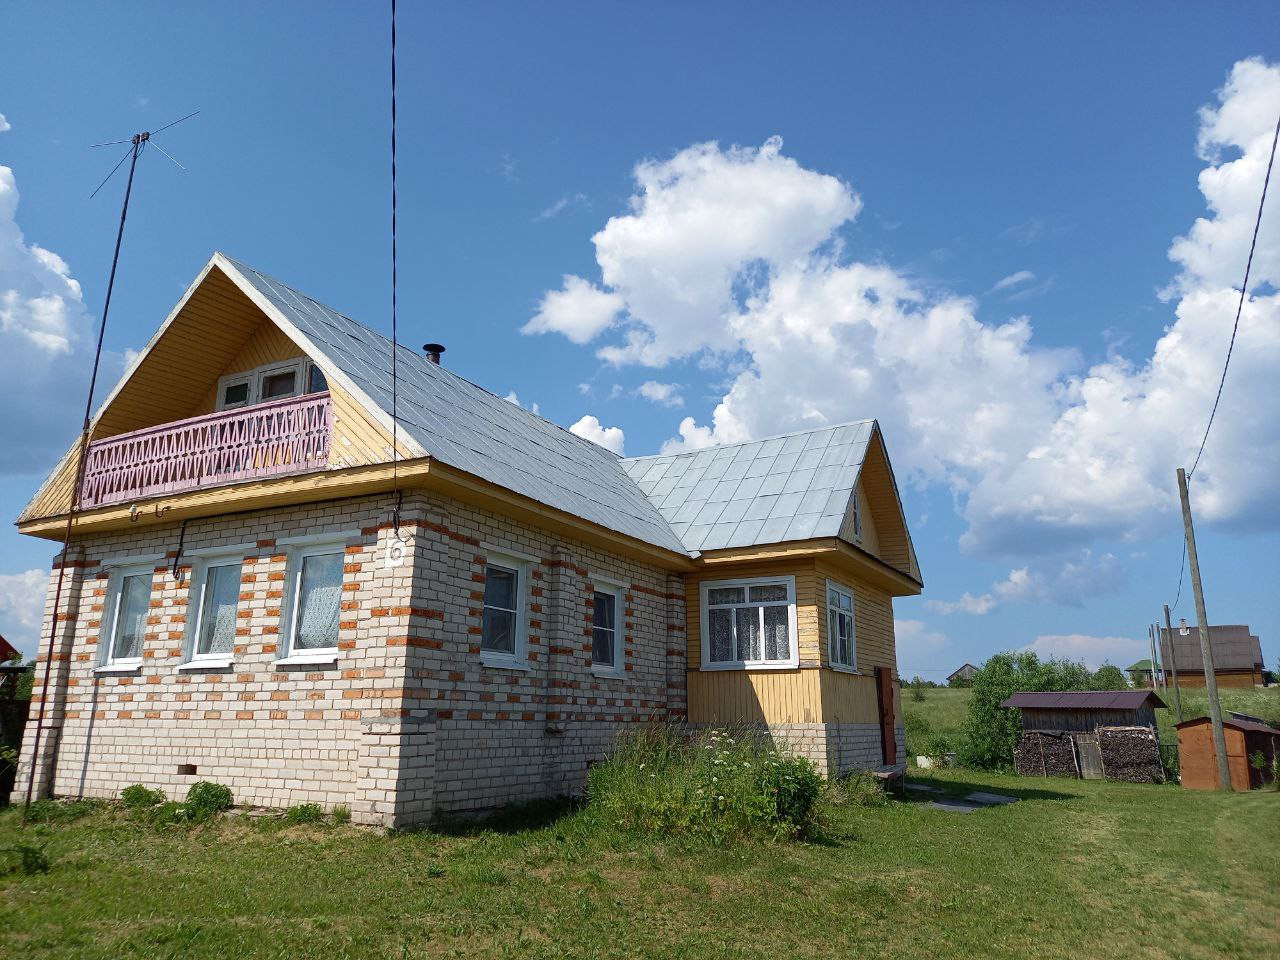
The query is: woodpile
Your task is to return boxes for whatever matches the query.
[1014,731,1079,778]
[1097,725,1165,784]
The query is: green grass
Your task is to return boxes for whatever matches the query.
[903,686,972,753]
[3,769,1277,959]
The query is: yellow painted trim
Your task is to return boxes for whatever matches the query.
[697,538,921,596]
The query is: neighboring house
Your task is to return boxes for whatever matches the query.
[946,663,977,685]
[1002,690,1167,782]
[1126,659,1155,687]
[1158,625,1265,688]
[1176,714,1280,791]
[0,634,18,663]
[10,253,923,825]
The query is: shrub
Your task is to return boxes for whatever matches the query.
[120,784,166,809]
[586,724,825,843]
[331,804,352,824]
[903,711,932,757]
[1090,664,1129,691]
[918,733,953,762]
[283,803,325,825]
[184,781,233,820]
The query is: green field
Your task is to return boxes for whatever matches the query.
[3,768,1277,960]
[903,684,1280,754]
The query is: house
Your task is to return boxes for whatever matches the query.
[10,253,923,826]
[1158,625,1265,688]
[0,634,19,663]
[946,663,977,685]
[1126,658,1155,687]
[1002,690,1167,782]
[1176,715,1279,790]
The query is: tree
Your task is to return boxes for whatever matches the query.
[1090,664,1129,691]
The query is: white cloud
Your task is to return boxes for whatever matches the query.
[523,275,624,344]
[534,192,588,222]
[895,619,952,672]
[0,568,47,657]
[993,551,1124,607]
[531,60,1280,587]
[1022,634,1145,671]
[925,592,997,615]
[0,113,10,134]
[636,380,684,407]
[569,414,625,455]
[503,391,539,416]
[990,269,1035,293]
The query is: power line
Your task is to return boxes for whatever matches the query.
[389,0,403,535]
[1188,110,1280,479]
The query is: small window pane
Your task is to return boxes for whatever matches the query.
[592,627,614,667]
[111,574,151,661]
[293,552,342,650]
[222,381,250,407]
[708,608,733,662]
[593,591,615,630]
[308,365,328,393]
[482,608,516,654]
[261,370,297,399]
[484,566,517,611]
[735,607,761,661]
[196,562,241,656]
[749,584,788,603]
[707,587,744,606]
[763,605,789,660]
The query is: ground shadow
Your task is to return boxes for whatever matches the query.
[896,773,1074,805]
[426,795,582,836]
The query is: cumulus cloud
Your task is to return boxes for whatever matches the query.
[530,59,1280,594]
[503,391,540,416]
[925,592,997,616]
[0,568,47,657]
[990,269,1035,293]
[895,619,951,672]
[993,551,1125,607]
[569,414,625,455]
[0,113,10,134]
[522,275,624,344]
[636,380,684,407]
[1022,633,1145,671]
[0,161,124,473]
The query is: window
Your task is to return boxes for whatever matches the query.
[191,560,242,660]
[851,491,863,541]
[700,576,797,670]
[215,360,329,411]
[479,552,531,668]
[827,582,856,671]
[105,567,153,667]
[591,583,625,676]
[284,547,344,655]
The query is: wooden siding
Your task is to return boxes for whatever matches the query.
[837,480,880,557]
[687,669,824,724]
[192,323,306,415]
[1016,707,1158,733]
[854,435,913,576]
[1178,722,1251,790]
[1168,669,1261,689]
[814,557,897,675]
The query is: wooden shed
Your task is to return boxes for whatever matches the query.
[1176,715,1280,790]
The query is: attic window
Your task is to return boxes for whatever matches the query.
[215,360,328,412]
[261,369,297,399]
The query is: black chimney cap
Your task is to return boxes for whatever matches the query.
[423,343,446,363]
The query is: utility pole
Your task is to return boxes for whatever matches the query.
[1163,604,1183,725]
[1177,467,1230,790]
[1147,624,1161,690]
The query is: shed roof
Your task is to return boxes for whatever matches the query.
[1159,625,1264,672]
[1176,715,1280,735]
[1000,690,1166,711]
[220,257,689,556]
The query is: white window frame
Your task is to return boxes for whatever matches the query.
[590,576,626,679]
[99,562,157,672]
[479,551,531,671]
[277,539,348,666]
[215,359,328,412]
[699,575,799,671]
[180,548,247,670]
[826,579,858,674]
[851,491,863,542]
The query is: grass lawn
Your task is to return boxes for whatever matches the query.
[3,769,1277,960]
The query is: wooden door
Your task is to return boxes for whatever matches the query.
[1074,734,1103,779]
[876,666,897,765]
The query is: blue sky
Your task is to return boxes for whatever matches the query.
[1,2,1277,677]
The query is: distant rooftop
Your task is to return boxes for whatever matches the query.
[1001,690,1167,711]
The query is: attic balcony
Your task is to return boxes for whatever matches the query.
[79,393,333,510]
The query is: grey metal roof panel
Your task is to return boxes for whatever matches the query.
[1000,691,1167,710]
[223,257,688,556]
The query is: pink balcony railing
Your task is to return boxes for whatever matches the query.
[80,393,333,509]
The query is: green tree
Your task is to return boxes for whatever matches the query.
[1090,664,1129,691]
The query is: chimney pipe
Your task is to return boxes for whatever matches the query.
[423,342,446,364]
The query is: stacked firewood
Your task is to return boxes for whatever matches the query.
[1014,731,1079,778]
[1098,726,1164,784]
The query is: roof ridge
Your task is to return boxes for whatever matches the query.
[218,253,624,459]
[621,418,877,463]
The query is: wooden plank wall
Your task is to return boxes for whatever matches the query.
[687,670,824,724]
[856,437,911,574]
[191,323,306,415]
[838,480,880,557]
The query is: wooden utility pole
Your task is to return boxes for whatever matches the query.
[1147,624,1161,690]
[1163,604,1183,725]
[1177,467,1230,790]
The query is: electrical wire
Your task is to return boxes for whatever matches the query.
[389,0,404,536]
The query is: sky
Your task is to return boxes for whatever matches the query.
[1,3,1278,678]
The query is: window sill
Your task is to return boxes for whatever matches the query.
[828,663,861,676]
[94,663,142,676]
[479,652,530,672]
[275,652,340,668]
[591,666,626,681]
[178,658,235,672]
[700,661,800,672]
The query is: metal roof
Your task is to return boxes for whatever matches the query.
[1159,625,1264,672]
[1000,690,1167,711]
[220,257,689,556]
[1176,714,1280,735]
[619,422,874,553]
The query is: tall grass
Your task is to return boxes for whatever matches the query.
[586,724,824,843]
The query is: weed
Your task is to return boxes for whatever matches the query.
[184,781,233,820]
[21,798,105,825]
[331,804,352,824]
[283,803,325,825]
[120,784,167,809]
